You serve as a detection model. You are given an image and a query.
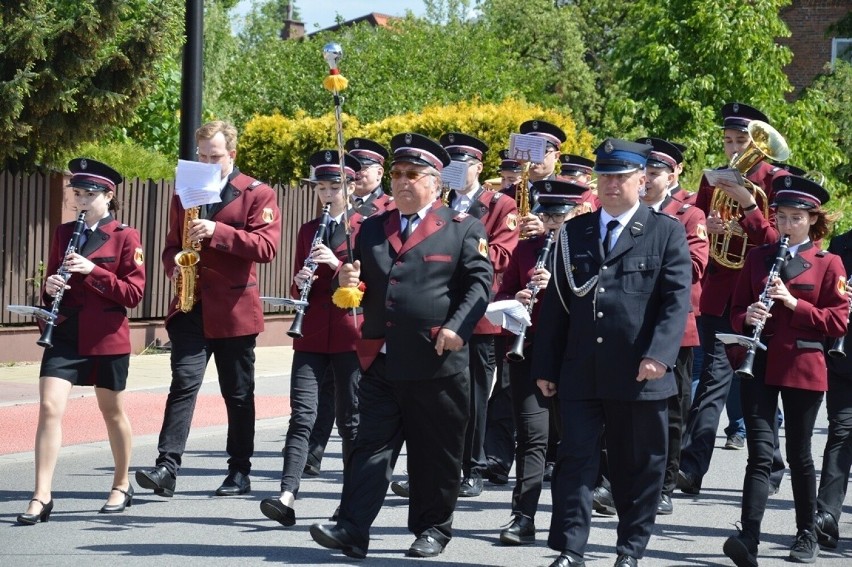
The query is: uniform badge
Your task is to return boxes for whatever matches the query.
[604,140,614,154]
[696,224,708,241]
[506,213,519,231]
[80,159,88,170]
[324,151,333,163]
[784,176,792,188]
[478,238,488,257]
[133,247,144,266]
[838,276,847,296]
[262,207,274,223]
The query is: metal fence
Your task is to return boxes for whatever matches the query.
[0,170,316,326]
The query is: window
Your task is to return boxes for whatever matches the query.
[832,38,852,66]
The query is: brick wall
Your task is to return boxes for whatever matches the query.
[779,0,851,96]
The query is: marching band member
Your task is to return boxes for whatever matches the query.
[18,158,145,524]
[136,121,281,498]
[310,133,492,559]
[260,150,364,527]
[305,137,390,477]
[723,176,847,566]
[497,179,593,545]
[533,139,691,567]
[679,103,789,496]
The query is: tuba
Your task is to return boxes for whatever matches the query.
[709,120,790,269]
[174,206,201,313]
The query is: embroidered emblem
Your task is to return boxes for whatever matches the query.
[506,213,518,231]
[838,276,847,296]
[545,182,553,193]
[133,247,144,266]
[262,207,274,223]
[532,120,539,131]
[324,151,333,163]
[80,159,88,170]
[448,133,455,143]
[696,224,708,241]
[405,133,413,144]
[784,176,792,187]
[478,238,488,257]
[604,140,614,154]
[733,103,740,113]
[353,139,361,148]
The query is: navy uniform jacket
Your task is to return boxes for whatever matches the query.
[531,205,692,401]
[828,229,852,378]
[354,201,493,381]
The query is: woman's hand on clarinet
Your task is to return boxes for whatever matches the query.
[766,276,797,310]
[294,266,317,290]
[310,243,339,269]
[339,260,361,288]
[44,274,69,297]
[515,288,533,306]
[63,252,94,275]
[745,301,771,326]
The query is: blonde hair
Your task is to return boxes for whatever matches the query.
[195,121,238,151]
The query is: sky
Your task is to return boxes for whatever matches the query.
[234,1,430,32]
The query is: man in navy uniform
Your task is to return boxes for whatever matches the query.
[309,133,492,559]
[532,138,691,567]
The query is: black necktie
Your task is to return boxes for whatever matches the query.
[402,214,417,242]
[603,219,619,255]
[80,228,92,251]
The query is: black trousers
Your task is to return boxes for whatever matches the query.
[307,367,336,467]
[739,353,824,542]
[817,371,852,521]
[549,398,668,559]
[280,350,360,494]
[662,346,694,496]
[508,346,550,518]
[462,335,496,478]
[337,356,470,550]
[156,307,257,475]
[484,336,515,476]
[681,314,785,486]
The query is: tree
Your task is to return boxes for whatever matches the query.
[0,0,183,170]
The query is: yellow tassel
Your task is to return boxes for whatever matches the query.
[332,286,363,308]
[323,74,349,92]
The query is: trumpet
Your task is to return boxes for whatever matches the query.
[38,211,88,348]
[288,204,332,339]
[506,229,556,362]
[709,120,790,269]
[717,235,791,378]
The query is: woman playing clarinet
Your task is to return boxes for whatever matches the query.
[260,150,364,527]
[18,158,146,524]
[723,175,848,566]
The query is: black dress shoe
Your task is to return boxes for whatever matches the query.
[815,510,839,549]
[391,480,410,498]
[549,552,586,566]
[100,485,134,514]
[723,530,759,567]
[303,455,321,477]
[17,498,53,525]
[309,523,367,559]
[656,493,673,515]
[614,554,638,567]
[543,462,555,482]
[676,469,701,495]
[592,485,616,516]
[407,534,445,557]
[500,514,535,545]
[135,466,176,497]
[459,476,483,497]
[260,497,295,527]
[215,470,250,496]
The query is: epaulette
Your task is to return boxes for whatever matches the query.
[249,180,262,188]
[769,167,781,175]
[676,204,692,215]
[116,223,128,230]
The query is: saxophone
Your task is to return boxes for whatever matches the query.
[174,206,201,312]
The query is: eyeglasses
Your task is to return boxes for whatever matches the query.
[540,213,568,222]
[389,170,434,181]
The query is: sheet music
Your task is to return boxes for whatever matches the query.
[260,296,309,308]
[441,161,469,191]
[485,299,532,335]
[509,133,547,163]
[175,160,223,208]
[702,168,744,187]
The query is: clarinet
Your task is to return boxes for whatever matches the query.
[38,211,87,348]
[506,229,556,362]
[735,234,790,378]
[287,204,332,339]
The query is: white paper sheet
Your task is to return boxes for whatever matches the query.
[509,133,547,163]
[441,161,469,191]
[702,168,744,187]
[485,299,532,335]
[175,160,223,208]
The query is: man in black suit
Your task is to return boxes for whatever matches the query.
[309,132,493,559]
[532,138,692,567]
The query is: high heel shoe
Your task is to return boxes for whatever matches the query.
[17,498,53,525]
[99,485,134,514]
